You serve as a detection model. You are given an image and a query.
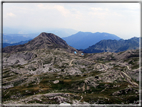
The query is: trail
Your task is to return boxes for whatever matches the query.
[69,59,75,67]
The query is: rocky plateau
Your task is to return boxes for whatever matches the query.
[2,32,141,106]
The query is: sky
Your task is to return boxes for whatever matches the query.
[3,2,140,39]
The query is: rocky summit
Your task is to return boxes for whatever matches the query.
[3,32,77,53]
[2,33,140,105]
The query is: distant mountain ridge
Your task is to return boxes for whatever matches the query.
[63,31,121,49]
[3,40,32,48]
[3,27,78,38]
[3,34,37,43]
[82,37,139,53]
[3,32,77,53]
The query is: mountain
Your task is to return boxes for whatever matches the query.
[62,31,121,49]
[3,32,77,53]
[3,39,32,48]
[83,37,139,53]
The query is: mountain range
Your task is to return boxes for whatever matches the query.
[3,27,78,42]
[3,31,139,54]
[2,31,139,104]
[82,37,139,53]
[63,31,121,49]
[2,31,120,49]
[3,32,77,53]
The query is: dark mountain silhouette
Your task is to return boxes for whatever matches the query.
[3,32,77,53]
[82,37,139,53]
[63,31,121,49]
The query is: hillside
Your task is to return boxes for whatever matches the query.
[3,32,77,53]
[83,37,139,53]
[3,49,140,104]
[63,31,121,49]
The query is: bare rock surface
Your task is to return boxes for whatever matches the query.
[2,44,140,104]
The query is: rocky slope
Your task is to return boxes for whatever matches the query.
[2,48,140,105]
[3,32,77,53]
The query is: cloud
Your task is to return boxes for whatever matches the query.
[6,12,16,17]
[37,3,71,17]
[37,4,45,9]
[3,3,140,39]
[37,3,53,9]
[54,5,70,17]
[90,7,103,11]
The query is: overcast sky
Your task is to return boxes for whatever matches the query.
[3,3,140,39]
